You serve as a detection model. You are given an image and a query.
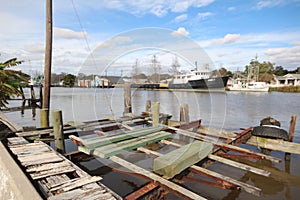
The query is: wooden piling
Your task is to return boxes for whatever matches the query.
[52,110,65,153]
[180,104,189,123]
[39,85,43,108]
[40,109,49,128]
[124,83,132,114]
[145,100,151,113]
[285,115,297,161]
[152,102,160,127]
[30,85,36,106]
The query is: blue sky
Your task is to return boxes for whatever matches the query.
[1,0,300,76]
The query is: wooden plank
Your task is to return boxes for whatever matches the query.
[48,187,113,200]
[18,152,64,166]
[7,137,29,145]
[154,141,213,178]
[79,131,172,158]
[198,126,237,139]
[50,176,102,193]
[189,165,261,196]
[246,136,300,154]
[9,143,50,155]
[30,165,76,180]
[80,126,164,148]
[46,174,71,189]
[161,140,271,177]
[27,160,71,173]
[172,127,281,163]
[207,154,270,177]
[138,147,262,196]
[109,155,206,200]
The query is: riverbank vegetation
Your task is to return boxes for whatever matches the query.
[0,58,29,109]
[270,86,300,93]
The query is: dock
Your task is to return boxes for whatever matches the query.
[1,102,299,199]
[5,136,121,200]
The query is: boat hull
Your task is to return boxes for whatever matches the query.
[131,76,229,90]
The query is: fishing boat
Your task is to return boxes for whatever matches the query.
[131,56,229,90]
[228,55,269,92]
[228,80,269,92]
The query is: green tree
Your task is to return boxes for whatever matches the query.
[0,58,30,108]
[63,74,76,87]
[274,66,288,76]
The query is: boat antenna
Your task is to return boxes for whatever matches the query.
[195,61,198,71]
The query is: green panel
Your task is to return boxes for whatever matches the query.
[82,126,164,149]
[93,131,172,158]
[154,141,213,178]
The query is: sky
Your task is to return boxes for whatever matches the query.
[1,0,300,76]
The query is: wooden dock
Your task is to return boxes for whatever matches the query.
[6,137,121,200]
[67,115,298,199]
[2,107,299,199]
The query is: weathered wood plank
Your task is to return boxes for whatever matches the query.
[30,165,76,180]
[79,131,172,158]
[27,160,71,173]
[109,155,207,200]
[50,176,102,193]
[46,174,71,189]
[161,140,271,177]
[18,152,64,166]
[9,143,50,155]
[198,126,237,139]
[172,127,281,163]
[7,137,29,145]
[207,154,270,177]
[190,165,261,196]
[138,147,262,196]
[246,136,300,154]
[154,141,213,178]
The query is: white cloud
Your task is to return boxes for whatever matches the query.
[227,6,236,11]
[197,12,213,20]
[171,27,190,37]
[199,32,300,70]
[98,0,215,17]
[254,0,300,9]
[54,28,88,39]
[174,14,188,22]
[207,34,241,46]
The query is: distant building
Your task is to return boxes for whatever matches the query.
[272,74,300,87]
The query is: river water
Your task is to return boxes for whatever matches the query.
[4,87,300,199]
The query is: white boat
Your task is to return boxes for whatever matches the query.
[228,55,269,92]
[228,80,269,92]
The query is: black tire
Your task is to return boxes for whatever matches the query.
[260,117,281,127]
[252,126,289,141]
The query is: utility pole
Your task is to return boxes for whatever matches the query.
[41,0,53,127]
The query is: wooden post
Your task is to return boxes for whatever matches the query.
[52,110,65,153]
[42,0,53,126]
[40,109,49,128]
[39,85,43,108]
[285,115,297,161]
[124,83,132,114]
[180,104,189,123]
[20,87,26,115]
[152,102,160,127]
[30,85,36,106]
[145,100,151,113]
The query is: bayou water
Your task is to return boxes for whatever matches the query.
[4,87,300,199]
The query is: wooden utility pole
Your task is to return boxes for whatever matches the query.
[41,0,53,127]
